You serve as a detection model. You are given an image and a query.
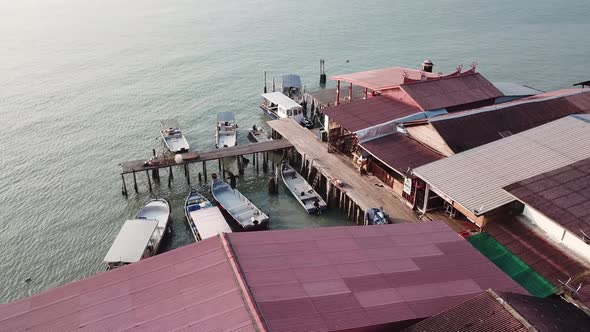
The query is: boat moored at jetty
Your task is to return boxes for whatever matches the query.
[248,124,272,143]
[215,112,237,148]
[261,92,305,124]
[280,74,304,104]
[185,188,232,241]
[281,162,327,214]
[210,174,269,230]
[104,199,170,270]
[160,119,190,153]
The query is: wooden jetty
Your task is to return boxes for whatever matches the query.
[120,139,292,195]
[268,118,420,224]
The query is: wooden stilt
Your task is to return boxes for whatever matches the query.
[218,159,222,172]
[221,158,225,179]
[146,170,152,192]
[202,161,207,182]
[256,153,259,173]
[121,174,128,197]
[186,164,190,186]
[168,168,172,187]
[169,167,173,179]
[198,172,202,182]
[133,171,138,193]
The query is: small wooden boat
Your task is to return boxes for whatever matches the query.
[185,188,232,241]
[215,112,237,148]
[281,162,327,214]
[160,119,190,153]
[210,174,269,230]
[248,125,272,143]
[104,199,170,270]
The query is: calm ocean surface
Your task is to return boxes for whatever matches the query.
[1,0,589,302]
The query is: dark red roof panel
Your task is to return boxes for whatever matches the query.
[403,289,590,332]
[485,217,590,309]
[430,89,590,153]
[504,157,590,236]
[360,133,443,173]
[227,222,524,332]
[0,237,258,332]
[400,73,503,111]
[322,96,421,132]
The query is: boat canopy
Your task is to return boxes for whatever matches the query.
[282,74,302,88]
[189,206,232,240]
[160,119,181,129]
[217,112,235,123]
[261,92,302,110]
[103,219,158,264]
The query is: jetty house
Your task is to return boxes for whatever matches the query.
[0,222,528,332]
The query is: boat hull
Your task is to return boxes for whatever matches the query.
[210,177,269,231]
[281,163,327,214]
[135,198,171,254]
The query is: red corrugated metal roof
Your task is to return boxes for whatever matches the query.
[330,67,439,91]
[227,222,525,332]
[399,73,503,111]
[430,89,590,153]
[403,289,590,332]
[360,133,443,174]
[504,157,590,237]
[322,96,421,132]
[0,237,259,332]
[485,217,590,309]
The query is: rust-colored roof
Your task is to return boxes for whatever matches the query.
[504,157,590,237]
[430,89,590,153]
[485,217,590,309]
[399,73,503,111]
[323,96,421,132]
[227,222,525,332]
[0,237,260,332]
[403,289,590,332]
[360,133,443,174]
[330,67,439,91]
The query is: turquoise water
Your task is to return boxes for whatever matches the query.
[1,0,589,302]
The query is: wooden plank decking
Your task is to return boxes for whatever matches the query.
[268,119,420,222]
[121,139,292,174]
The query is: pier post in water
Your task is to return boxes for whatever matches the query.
[185,164,190,186]
[133,171,138,193]
[121,174,128,197]
[221,158,225,179]
[145,170,152,192]
[151,149,159,180]
[218,159,222,172]
[168,168,172,187]
[202,161,207,182]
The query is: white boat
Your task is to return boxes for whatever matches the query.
[260,92,304,123]
[280,74,304,104]
[248,124,272,143]
[103,199,170,270]
[215,112,237,148]
[160,119,190,153]
[210,174,269,230]
[185,188,232,241]
[281,162,327,214]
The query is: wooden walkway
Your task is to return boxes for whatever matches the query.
[268,119,419,222]
[121,139,292,174]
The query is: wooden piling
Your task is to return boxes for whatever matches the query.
[169,167,173,179]
[168,168,172,187]
[121,174,128,197]
[185,164,191,186]
[256,153,259,173]
[221,158,225,179]
[218,159,222,172]
[202,161,207,182]
[301,153,306,173]
[146,170,152,192]
[133,171,138,193]
[198,172,202,182]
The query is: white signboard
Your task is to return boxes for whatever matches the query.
[403,177,412,195]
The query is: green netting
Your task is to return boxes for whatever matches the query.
[467,233,555,297]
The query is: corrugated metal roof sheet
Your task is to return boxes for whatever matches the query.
[227,222,524,332]
[360,133,443,174]
[403,289,590,332]
[414,115,590,215]
[485,217,590,310]
[492,82,544,97]
[505,157,590,236]
[0,237,259,332]
[399,73,503,111]
[429,89,590,153]
[323,96,421,132]
[330,67,439,91]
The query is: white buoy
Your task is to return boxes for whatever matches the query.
[175,154,183,164]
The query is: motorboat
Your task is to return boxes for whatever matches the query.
[185,188,232,241]
[215,112,237,148]
[280,74,304,104]
[281,162,327,214]
[160,119,190,153]
[365,207,389,225]
[248,124,272,143]
[104,199,170,270]
[260,92,304,124]
[210,174,269,230]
